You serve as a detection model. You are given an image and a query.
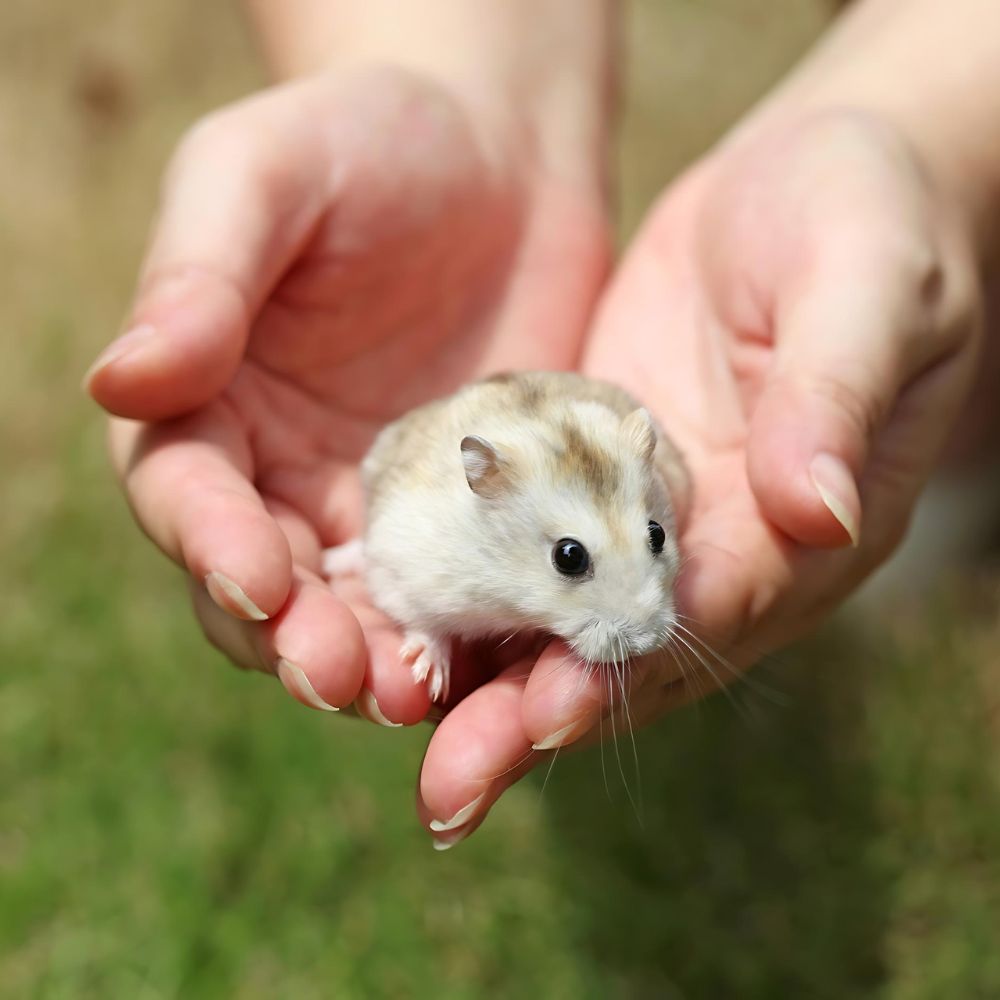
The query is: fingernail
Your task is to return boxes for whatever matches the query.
[531,718,590,752]
[277,658,339,712]
[83,323,158,388]
[354,688,402,727]
[809,452,861,547]
[432,828,471,852]
[428,792,486,833]
[204,571,268,621]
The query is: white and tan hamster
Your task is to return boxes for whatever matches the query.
[324,371,689,702]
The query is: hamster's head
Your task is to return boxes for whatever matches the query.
[460,402,681,665]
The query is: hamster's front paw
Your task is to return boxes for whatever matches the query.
[400,631,452,703]
[321,538,366,580]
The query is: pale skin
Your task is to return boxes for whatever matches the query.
[87,0,999,846]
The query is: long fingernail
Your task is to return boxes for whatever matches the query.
[531,718,590,752]
[432,828,471,852]
[82,323,158,388]
[429,792,486,833]
[354,688,402,727]
[809,452,861,547]
[204,571,268,621]
[277,659,339,712]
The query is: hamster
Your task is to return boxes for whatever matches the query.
[323,371,689,702]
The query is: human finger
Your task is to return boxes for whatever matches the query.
[110,405,292,620]
[86,88,327,419]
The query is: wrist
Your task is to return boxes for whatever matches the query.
[243,0,617,197]
[739,99,991,266]
[724,0,1000,261]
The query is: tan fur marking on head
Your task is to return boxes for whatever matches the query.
[558,420,619,505]
[607,513,632,550]
[516,377,548,412]
[484,371,550,413]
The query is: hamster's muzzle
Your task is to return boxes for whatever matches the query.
[571,612,675,664]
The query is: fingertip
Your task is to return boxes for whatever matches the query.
[353,687,404,728]
[417,666,530,835]
[265,578,367,709]
[426,791,487,833]
[204,571,270,621]
[521,641,602,750]
[422,797,490,852]
[277,657,340,712]
[83,323,158,398]
[747,389,863,549]
[324,570,432,726]
[749,450,861,549]
[809,452,861,547]
[190,572,367,713]
[185,502,294,620]
[418,779,494,847]
[87,271,247,420]
[364,629,432,726]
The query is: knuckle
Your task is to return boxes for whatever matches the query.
[163,104,270,197]
[173,107,246,167]
[802,370,885,441]
[162,101,301,219]
[937,261,984,351]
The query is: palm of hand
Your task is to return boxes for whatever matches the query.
[585,113,979,715]
[408,113,978,830]
[585,163,790,689]
[227,74,608,556]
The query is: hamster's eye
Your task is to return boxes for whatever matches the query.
[648,520,666,555]
[552,538,590,576]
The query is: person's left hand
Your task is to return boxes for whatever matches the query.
[414,109,983,848]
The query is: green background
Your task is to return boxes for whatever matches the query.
[3,1,1000,996]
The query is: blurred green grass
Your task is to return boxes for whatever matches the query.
[3,1,1000,997]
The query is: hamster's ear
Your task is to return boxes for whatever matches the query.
[622,408,656,461]
[461,435,508,498]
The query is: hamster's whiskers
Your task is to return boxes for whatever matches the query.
[589,649,643,824]
[480,747,537,783]
[663,623,775,726]
[480,629,661,817]
[664,626,751,720]
[615,649,643,824]
[670,617,789,708]
[662,631,708,703]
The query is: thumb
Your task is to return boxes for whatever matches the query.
[85,106,322,420]
[747,267,947,549]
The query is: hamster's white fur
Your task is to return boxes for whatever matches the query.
[324,371,688,701]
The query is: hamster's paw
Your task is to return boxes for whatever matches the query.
[400,632,451,703]
[321,539,366,580]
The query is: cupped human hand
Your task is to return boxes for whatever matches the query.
[415,109,983,847]
[591,110,982,665]
[87,67,611,725]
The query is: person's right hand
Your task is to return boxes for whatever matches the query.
[87,67,611,724]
